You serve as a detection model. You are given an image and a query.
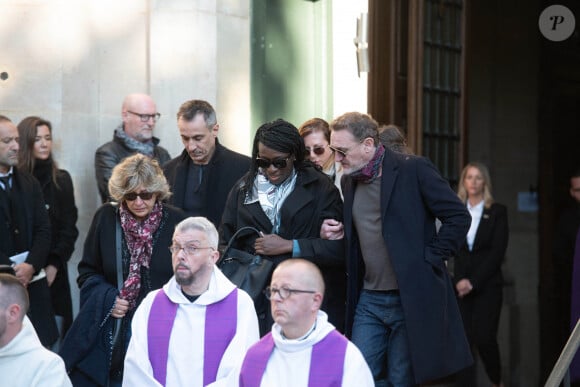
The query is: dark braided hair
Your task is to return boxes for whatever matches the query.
[241,119,311,194]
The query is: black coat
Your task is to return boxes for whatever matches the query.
[34,160,79,334]
[0,167,57,346]
[453,203,509,290]
[163,140,251,227]
[70,202,186,381]
[343,150,473,383]
[219,166,345,332]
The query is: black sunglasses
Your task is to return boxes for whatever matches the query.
[305,145,327,156]
[256,157,291,169]
[127,110,161,122]
[124,191,155,201]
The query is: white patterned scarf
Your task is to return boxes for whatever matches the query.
[245,169,297,233]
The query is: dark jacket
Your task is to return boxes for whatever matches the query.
[219,166,345,332]
[0,167,57,346]
[95,132,171,203]
[343,149,473,384]
[453,203,509,290]
[59,275,118,387]
[163,140,251,227]
[33,160,79,334]
[69,202,186,381]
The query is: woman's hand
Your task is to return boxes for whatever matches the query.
[45,264,58,286]
[254,233,293,256]
[111,297,130,319]
[455,278,473,298]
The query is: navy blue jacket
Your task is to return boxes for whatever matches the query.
[343,149,472,384]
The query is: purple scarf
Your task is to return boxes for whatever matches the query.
[239,329,348,386]
[119,201,163,309]
[349,144,385,184]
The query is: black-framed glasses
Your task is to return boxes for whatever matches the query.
[305,145,327,156]
[127,110,161,122]
[124,191,155,201]
[256,157,291,169]
[169,245,214,256]
[263,286,316,300]
[329,139,365,157]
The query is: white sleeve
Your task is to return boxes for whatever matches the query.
[122,293,162,387]
[342,342,375,387]
[32,356,73,387]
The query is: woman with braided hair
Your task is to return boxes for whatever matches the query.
[219,119,346,336]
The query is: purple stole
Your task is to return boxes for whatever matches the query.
[239,329,348,387]
[147,287,238,386]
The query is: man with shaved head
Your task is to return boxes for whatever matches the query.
[228,259,373,387]
[95,93,171,202]
[0,273,71,386]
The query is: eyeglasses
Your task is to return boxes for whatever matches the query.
[256,157,291,169]
[305,145,327,156]
[329,139,366,157]
[127,110,161,122]
[124,191,155,201]
[263,286,316,300]
[169,245,214,256]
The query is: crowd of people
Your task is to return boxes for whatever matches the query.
[0,94,525,386]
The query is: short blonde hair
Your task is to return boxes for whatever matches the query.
[108,154,171,202]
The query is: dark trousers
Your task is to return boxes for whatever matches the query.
[456,283,503,386]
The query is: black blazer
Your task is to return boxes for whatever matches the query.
[454,202,509,290]
[163,140,251,227]
[0,167,56,345]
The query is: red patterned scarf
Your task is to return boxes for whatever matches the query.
[119,201,163,309]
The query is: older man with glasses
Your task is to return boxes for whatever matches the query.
[95,93,171,203]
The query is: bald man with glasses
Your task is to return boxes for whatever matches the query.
[225,259,373,387]
[95,93,171,203]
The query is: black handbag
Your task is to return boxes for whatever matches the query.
[218,226,274,303]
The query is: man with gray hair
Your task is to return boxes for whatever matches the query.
[163,100,250,226]
[95,93,171,203]
[321,112,472,386]
[123,216,259,387]
[0,273,71,387]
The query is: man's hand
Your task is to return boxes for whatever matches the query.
[455,278,473,298]
[13,262,35,287]
[320,219,344,240]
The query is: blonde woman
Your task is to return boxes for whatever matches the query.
[454,162,508,387]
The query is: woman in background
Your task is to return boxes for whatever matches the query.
[454,162,508,387]
[298,118,342,196]
[18,116,78,350]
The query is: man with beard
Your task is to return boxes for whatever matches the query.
[163,99,250,227]
[0,115,57,347]
[95,93,171,203]
[321,112,472,386]
[123,217,259,387]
